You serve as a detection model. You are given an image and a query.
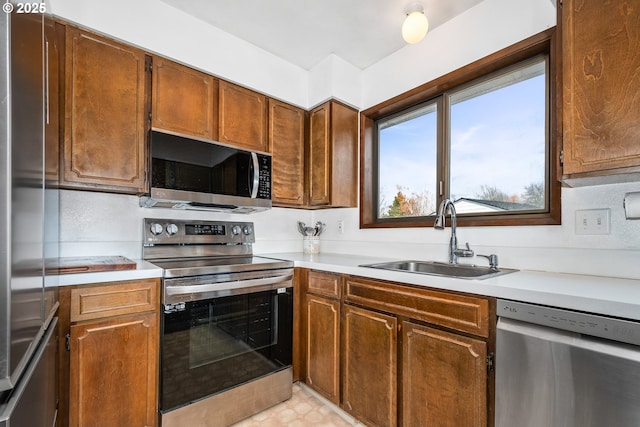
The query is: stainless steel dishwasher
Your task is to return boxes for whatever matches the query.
[496,299,640,427]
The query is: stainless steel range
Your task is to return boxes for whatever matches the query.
[143,218,294,427]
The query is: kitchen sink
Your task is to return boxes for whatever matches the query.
[359,260,518,280]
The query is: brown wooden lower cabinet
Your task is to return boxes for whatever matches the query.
[401,321,487,427]
[69,312,158,427]
[305,293,341,404]
[342,304,397,427]
[302,271,494,427]
[63,279,160,427]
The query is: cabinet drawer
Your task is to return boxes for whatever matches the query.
[307,271,341,299]
[344,276,490,337]
[70,279,159,322]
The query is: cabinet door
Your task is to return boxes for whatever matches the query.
[343,304,397,427]
[151,57,218,139]
[69,312,158,427]
[562,0,640,175]
[219,81,267,152]
[44,18,62,184]
[329,101,358,208]
[63,27,149,194]
[305,294,340,404]
[308,102,331,206]
[269,99,306,206]
[402,321,487,427]
[308,100,358,207]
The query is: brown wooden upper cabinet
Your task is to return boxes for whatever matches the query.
[44,18,63,185]
[62,26,150,194]
[562,0,640,181]
[269,99,307,206]
[308,100,358,208]
[219,80,268,152]
[151,57,218,140]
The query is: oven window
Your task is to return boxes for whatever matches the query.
[189,292,279,368]
[161,288,292,411]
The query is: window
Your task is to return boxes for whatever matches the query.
[378,102,438,218]
[448,59,547,215]
[361,29,560,228]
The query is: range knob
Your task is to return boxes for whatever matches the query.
[166,223,179,236]
[149,223,163,236]
[243,225,253,235]
[231,225,242,236]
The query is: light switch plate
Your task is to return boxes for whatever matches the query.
[575,209,611,235]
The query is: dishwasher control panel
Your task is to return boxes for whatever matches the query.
[497,299,640,347]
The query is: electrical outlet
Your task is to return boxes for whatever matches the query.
[337,220,344,234]
[575,209,611,235]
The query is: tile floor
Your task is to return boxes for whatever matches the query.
[231,383,361,427]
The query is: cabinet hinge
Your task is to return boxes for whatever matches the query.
[65,333,71,352]
[486,352,494,373]
[560,149,564,166]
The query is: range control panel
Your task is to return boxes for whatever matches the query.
[498,299,640,347]
[143,218,255,246]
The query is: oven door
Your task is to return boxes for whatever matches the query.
[160,269,293,413]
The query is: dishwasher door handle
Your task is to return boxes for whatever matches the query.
[498,317,640,359]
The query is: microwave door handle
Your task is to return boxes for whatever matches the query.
[250,152,259,198]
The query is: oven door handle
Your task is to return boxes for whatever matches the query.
[165,273,293,298]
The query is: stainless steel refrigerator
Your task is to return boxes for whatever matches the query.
[0,4,59,427]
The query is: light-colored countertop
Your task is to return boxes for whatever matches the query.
[54,259,163,287]
[259,252,640,322]
[51,252,640,322]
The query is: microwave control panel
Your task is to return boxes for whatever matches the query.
[257,154,271,199]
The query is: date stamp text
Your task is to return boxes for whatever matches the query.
[3,2,47,14]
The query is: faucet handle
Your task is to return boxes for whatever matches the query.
[454,242,474,258]
[477,254,499,270]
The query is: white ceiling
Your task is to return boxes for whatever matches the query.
[158,0,485,70]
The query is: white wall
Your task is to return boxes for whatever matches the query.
[50,0,640,279]
[312,182,640,279]
[307,54,362,109]
[58,190,310,259]
[361,0,557,108]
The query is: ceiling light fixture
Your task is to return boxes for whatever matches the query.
[402,3,429,44]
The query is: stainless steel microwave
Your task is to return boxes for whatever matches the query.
[139,130,272,213]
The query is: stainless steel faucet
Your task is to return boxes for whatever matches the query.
[434,199,474,264]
